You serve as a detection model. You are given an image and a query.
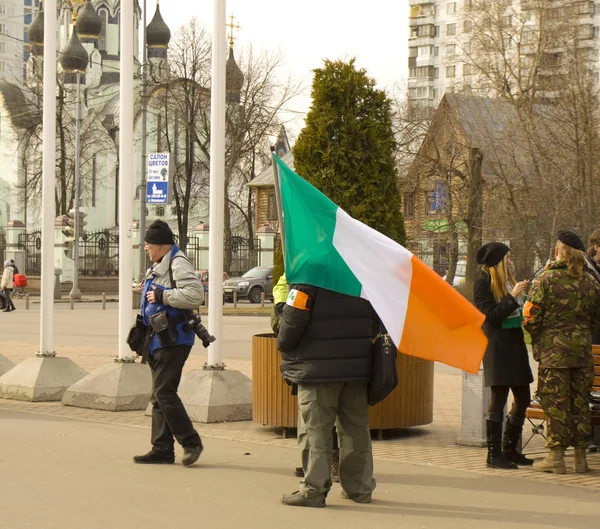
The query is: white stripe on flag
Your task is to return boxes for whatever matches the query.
[332,208,413,347]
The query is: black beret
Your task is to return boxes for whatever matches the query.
[144,220,175,245]
[557,230,585,252]
[476,242,510,267]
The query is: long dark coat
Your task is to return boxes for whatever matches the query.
[473,273,533,387]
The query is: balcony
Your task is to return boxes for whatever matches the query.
[409,0,434,6]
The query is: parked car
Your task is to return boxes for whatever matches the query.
[195,270,230,304]
[223,266,274,304]
[442,259,467,287]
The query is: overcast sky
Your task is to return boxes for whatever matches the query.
[155,0,409,138]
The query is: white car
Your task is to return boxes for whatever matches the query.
[442,260,467,286]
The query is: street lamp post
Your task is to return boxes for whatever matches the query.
[138,0,149,283]
[70,70,83,300]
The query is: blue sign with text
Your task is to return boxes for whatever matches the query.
[146,181,169,205]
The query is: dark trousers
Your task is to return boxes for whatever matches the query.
[3,288,15,310]
[147,345,201,454]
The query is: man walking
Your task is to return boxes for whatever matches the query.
[133,221,205,467]
[277,283,377,507]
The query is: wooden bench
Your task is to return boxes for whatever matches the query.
[523,346,600,451]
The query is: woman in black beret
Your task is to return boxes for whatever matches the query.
[473,242,534,469]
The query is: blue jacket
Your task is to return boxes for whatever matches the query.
[140,245,204,354]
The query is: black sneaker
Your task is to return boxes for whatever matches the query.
[182,444,203,467]
[133,450,175,464]
[281,491,326,508]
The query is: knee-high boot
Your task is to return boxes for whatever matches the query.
[486,413,517,470]
[502,414,533,466]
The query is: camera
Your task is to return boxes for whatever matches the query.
[184,312,216,348]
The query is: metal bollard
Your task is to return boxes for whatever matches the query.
[25,293,29,310]
[102,293,106,310]
[233,292,237,308]
[205,291,209,308]
[70,295,74,310]
[261,291,265,308]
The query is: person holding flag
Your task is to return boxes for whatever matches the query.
[272,155,488,507]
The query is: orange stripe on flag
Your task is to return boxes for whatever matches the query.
[398,256,488,374]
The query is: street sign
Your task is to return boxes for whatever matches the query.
[146,181,169,204]
[146,152,172,204]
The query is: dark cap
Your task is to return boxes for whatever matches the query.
[476,242,510,267]
[144,220,175,245]
[557,230,585,252]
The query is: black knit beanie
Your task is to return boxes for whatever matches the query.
[476,242,510,267]
[144,220,175,245]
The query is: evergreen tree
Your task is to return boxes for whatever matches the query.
[293,58,406,244]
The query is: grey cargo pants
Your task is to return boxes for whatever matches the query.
[297,381,376,498]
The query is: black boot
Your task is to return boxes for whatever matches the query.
[133,450,175,464]
[486,416,518,470]
[502,414,533,466]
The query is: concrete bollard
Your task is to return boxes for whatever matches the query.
[70,295,74,311]
[102,293,106,310]
[456,368,490,447]
[261,291,265,308]
[233,292,238,309]
[54,267,62,300]
[25,293,29,310]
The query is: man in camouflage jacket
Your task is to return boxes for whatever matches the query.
[524,241,600,474]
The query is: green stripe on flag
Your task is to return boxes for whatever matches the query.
[275,156,362,297]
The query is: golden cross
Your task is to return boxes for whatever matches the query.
[71,0,85,22]
[227,14,240,48]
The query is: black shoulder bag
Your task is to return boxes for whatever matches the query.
[367,321,398,406]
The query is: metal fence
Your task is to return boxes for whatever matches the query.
[17,230,42,275]
[79,230,119,276]
[225,235,260,277]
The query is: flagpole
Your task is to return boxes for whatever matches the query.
[207,0,226,369]
[270,151,285,262]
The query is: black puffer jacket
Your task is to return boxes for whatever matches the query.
[276,284,375,384]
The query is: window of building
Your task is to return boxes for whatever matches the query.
[447,2,456,15]
[0,24,6,35]
[409,67,417,78]
[98,9,107,50]
[427,181,448,214]
[433,67,439,79]
[594,26,600,38]
[446,65,456,78]
[463,63,472,75]
[156,206,165,217]
[416,86,429,98]
[404,192,416,219]
[267,195,277,220]
[594,3,600,15]
[464,20,472,32]
[447,23,456,36]
[446,44,456,55]
[503,15,513,27]
[434,25,440,37]
[432,88,439,99]
[156,113,163,151]
[409,47,418,58]
[0,61,5,72]
[0,41,5,54]
[0,5,6,15]
[418,45,430,56]
[433,46,439,56]
[434,4,440,15]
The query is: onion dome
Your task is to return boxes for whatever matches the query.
[76,0,102,40]
[59,26,89,82]
[226,47,244,103]
[28,4,45,55]
[147,4,171,51]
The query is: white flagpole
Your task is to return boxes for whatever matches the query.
[117,0,135,360]
[207,0,226,368]
[39,0,57,357]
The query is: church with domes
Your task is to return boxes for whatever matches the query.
[0,0,246,279]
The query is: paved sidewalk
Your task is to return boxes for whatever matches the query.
[2,409,600,529]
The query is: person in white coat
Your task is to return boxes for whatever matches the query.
[1,260,15,312]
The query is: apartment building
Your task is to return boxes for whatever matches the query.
[408,0,600,106]
[0,0,39,81]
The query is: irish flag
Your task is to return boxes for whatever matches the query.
[275,155,487,374]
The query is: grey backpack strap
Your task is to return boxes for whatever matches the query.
[168,254,190,288]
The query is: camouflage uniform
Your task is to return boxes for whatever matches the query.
[523,261,600,449]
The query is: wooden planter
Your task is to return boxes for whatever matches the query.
[252,333,434,438]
